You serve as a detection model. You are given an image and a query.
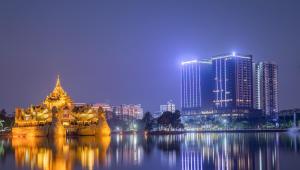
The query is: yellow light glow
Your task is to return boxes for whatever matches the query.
[12,76,111,137]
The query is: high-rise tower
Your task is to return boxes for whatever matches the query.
[212,53,253,111]
[181,59,214,115]
[253,62,279,116]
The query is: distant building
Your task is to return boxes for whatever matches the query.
[212,53,253,112]
[253,62,279,116]
[279,109,300,126]
[74,103,87,107]
[279,108,300,115]
[181,59,214,115]
[160,100,176,113]
[93,103,113,120]
[92,103,113,112]
[113,104,144,120]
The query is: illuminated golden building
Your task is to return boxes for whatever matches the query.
[12,76,111,137]
[44,75,73,109]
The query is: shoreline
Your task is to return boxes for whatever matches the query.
[0,128,292,137]
[147,129,288,135]
[111,129,290,135]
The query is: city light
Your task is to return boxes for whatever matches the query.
[212,53,252,60]
[181,59,198,65]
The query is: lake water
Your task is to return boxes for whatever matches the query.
[0,132,300,170]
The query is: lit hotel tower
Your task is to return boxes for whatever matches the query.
[253,62,279,116]
[181,59,214,115]
[212,53,253,112]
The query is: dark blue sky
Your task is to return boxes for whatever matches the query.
[0,0,299,113]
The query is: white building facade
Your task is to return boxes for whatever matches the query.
[160,100,176,113]
[253,62,279,116]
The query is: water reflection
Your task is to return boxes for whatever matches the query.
[1,133,300,170]
[106,134,144,168]
[149,133,300,170]
[178,133,280,170]
[11,136,110,170]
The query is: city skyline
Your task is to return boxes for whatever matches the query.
[1,1,300,112]
[180,52,280,117]
[1,1,300,170]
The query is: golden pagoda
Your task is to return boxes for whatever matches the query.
[44,75,73,109]
[12,76,111,137]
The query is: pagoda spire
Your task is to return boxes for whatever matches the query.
[43,75,73,108]
[56,75,61,87]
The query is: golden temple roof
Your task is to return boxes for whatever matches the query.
[44,75,73,109]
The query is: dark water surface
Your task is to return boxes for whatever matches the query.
[1,133,300,170]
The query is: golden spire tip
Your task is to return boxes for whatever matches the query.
[56,75,61,87]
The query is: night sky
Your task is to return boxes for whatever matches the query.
[0,1,299,113]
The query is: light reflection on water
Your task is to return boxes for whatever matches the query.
[8,136,110,170]
[1,133,300,170]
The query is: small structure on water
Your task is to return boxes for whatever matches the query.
[12,76,111,137]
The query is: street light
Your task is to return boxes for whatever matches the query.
[223,119,228,130]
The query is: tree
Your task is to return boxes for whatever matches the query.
[157,110,184,130]
[157,111,172,128]
[0,109,7,119]
[171,110,184,129]
[0,109,13,128]
[0,109,5,114]
[142,112,154,131]
[142,112,153,123]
